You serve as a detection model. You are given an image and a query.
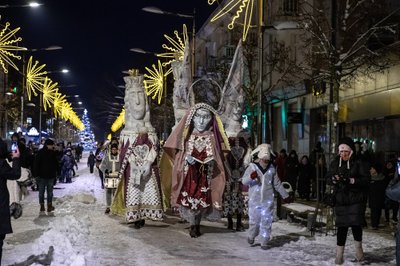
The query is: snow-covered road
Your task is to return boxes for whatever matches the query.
[2,152,397,266]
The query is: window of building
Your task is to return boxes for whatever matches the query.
[281,0,299,16]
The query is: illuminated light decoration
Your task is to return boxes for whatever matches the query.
[59,101,73,120]
[0,17,27,73]
[107,133,111,140]
[41,77,58,111]
[157,24,188,67]
[144,60,172,104]
[111,109,125,132]
[26,56,47,100]
[208,0,255,42]
[52,92,66,118]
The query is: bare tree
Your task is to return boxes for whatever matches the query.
[241,32,305,145]
[298,0,400,152]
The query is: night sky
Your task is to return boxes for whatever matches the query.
[1,0,216,139]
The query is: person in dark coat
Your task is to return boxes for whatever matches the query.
[368,163,386,229]
[87,151,96,174]
[34,139,59,213]
[284,150,299,197]
[310,141,325,199]
[383,160,399,223]
[298,155,313,200]
[326,137,369,264]
[0,137,21,263]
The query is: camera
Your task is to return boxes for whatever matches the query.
[11,141,17,153]
[337,172,349,183]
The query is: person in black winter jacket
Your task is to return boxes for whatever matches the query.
[326,137,370,264]
[87,151,96,174]
[0,137,21,263]
[298,155,313,200]
[34,139,59,213]
[368,163,386,230]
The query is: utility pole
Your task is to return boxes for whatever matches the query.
[256,0,264,146]
[328,0,339,156]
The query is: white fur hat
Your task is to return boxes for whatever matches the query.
[251,143,275,160]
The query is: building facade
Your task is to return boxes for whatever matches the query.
[195,0,400,162]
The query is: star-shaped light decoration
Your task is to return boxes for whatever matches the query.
[144,60,172,104]
[52,92,66,118]
[59,100,72,120]
[26,56,47,100]
[0,16,27,73]
[208,0,256,42]
[111,109,125,132]
[157,24,188,67]
[41,77,58,111]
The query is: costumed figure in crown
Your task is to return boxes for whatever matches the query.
[110,70,163,228]
[218,40,252,231]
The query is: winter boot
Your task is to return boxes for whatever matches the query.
[335,245,344,265]
[189,225,198,238]
[140,219,145,228]
[227,214,233,230]
[195,224,202,237]
[354,241,364,262]
[40,203,45,212]
[47,203,55,212]
[236,214,245,231]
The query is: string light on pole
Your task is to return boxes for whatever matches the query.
[144,60,172,104]
[0,16,27,73]
[208,0,256,42]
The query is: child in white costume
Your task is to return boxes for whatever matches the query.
[242,144,291,249]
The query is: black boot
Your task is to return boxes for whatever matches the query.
[140,219,145,227]
[227,214,234,230]
[195,224,202,237]
[134,221,141,229]
[236,214,245,231]
[189,225,197,238]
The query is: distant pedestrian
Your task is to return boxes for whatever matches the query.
[298,155,312,200]
[368,163,386,230]
[60,148,78,183]
[383,160,399,224]
[309,141,325,199]
[0,137,21,263]
[95,142,105,189]
[33,139,59,213]
[87,151,96,174]
[284,150,299,197]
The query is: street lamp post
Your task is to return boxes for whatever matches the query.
[142,6,196,78]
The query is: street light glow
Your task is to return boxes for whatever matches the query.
[129,48,150,54]
[142,6,163,14]
[61,69,69,73]
[28,2,42,8]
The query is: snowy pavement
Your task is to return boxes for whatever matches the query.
[2,152,397,266]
